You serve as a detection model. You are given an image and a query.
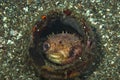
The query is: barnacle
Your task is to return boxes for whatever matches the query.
[28,9,102,80]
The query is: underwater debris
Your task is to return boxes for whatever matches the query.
[29,9,102,80]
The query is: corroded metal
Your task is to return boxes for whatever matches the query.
[29,9,102,80]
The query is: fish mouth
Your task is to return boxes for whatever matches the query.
[47,52,68,64]
[49,54,61,59]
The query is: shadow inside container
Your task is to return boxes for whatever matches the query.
[78,27,105,80]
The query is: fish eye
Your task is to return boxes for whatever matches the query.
[43,42,50,51]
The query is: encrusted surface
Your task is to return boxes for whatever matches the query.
[0,0,120,80]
